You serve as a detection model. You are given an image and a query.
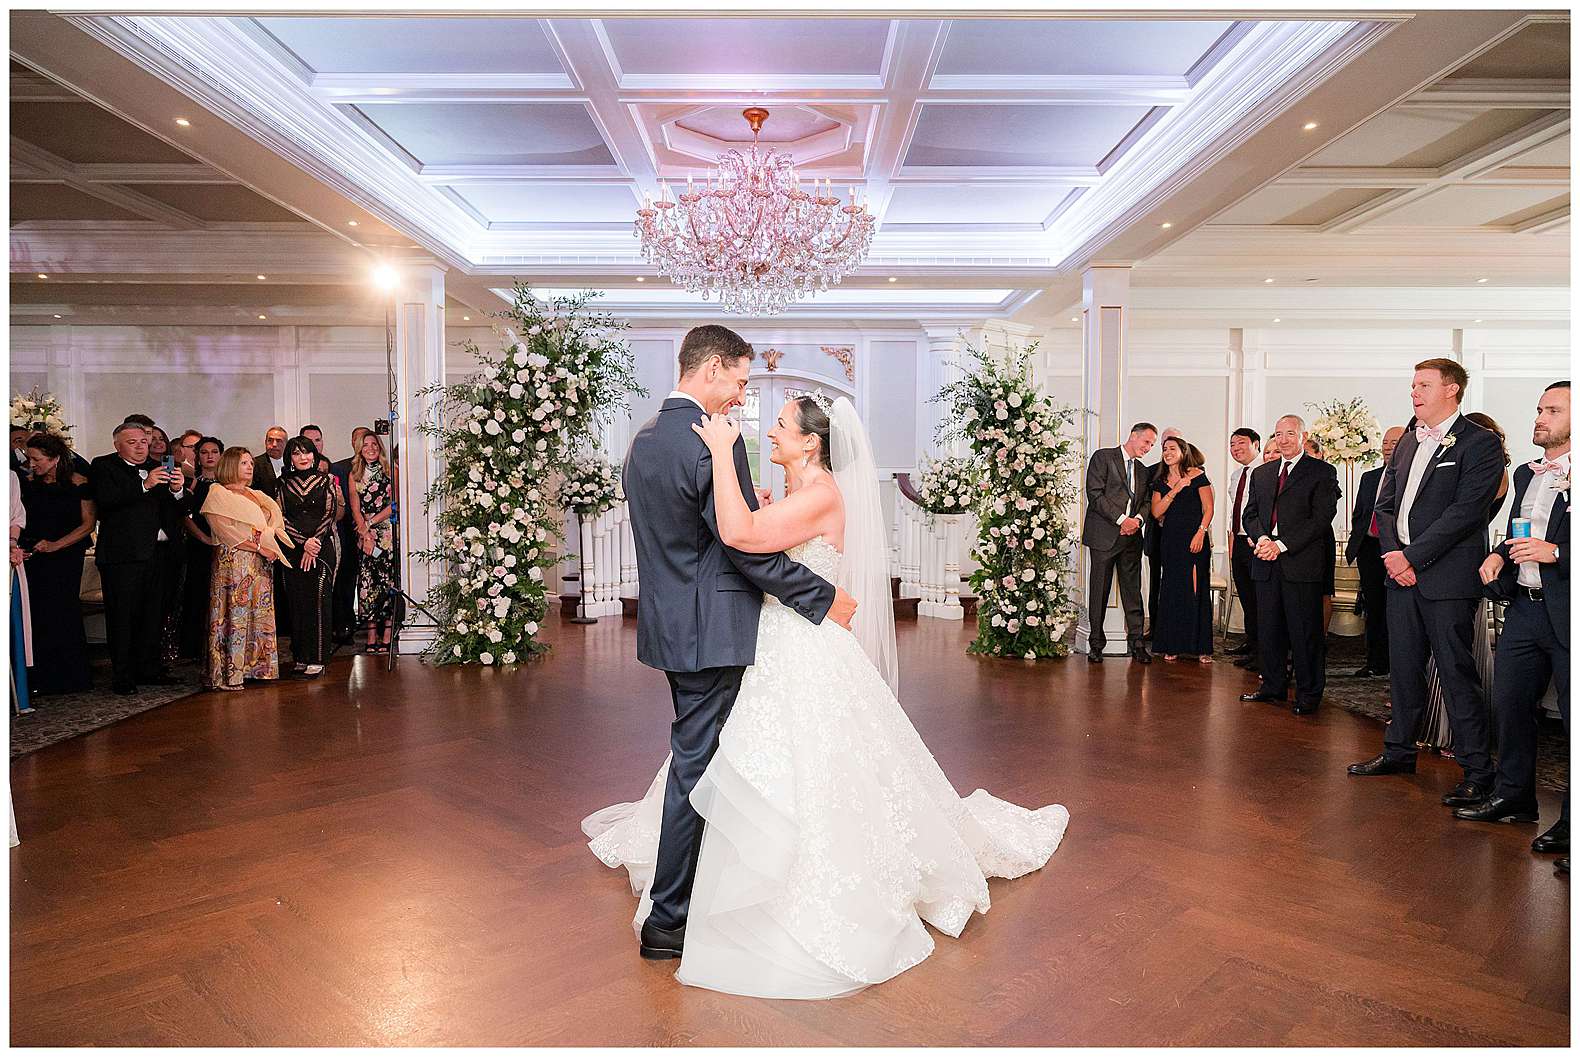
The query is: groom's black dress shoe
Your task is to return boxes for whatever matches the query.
[1440,781,1489,808]
[1453,796,1538,824]
[1532,819,1569,855]
[1239,689,1286,704]
[1086,649,1104,664]
[1291,699,1321,716]
[1129,644,1153,665]
[639,919,685,960]
[1347,753,1415,776]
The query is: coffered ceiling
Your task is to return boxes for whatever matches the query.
[7,9,1570,327]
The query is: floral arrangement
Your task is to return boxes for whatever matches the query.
[559,452,624,516]
[916,455,979,516]
[936,340,1081,660]
[416,283,643,665]
[10,388,73,444]
[1306,397,1382,465]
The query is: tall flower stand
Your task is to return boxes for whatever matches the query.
[569,509,597,624]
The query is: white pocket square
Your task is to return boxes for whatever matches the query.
[1436,461,1456,467]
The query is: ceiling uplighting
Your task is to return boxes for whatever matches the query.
[462,315,471,321]
[1474,318,1484,323]
[634,107,875,315]
[1069,317,1079,323]
[1160,222,1173,229]
[36,273,47,280]
[175,118,191,128]
[1302,121,1319,131]
[635,276,645,282]
[52,314,61,319]
[256,274,268,281]
[1272,318,1282,323]
[888,276,898,282]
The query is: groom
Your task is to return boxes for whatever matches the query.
[622,324,858,960]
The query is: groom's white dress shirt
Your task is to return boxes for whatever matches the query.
[668,390,704,411]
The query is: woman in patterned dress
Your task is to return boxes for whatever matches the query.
[200,447,292,691]
[350,432,398,655]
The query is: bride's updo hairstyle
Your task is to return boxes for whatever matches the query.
[791,396,833,470]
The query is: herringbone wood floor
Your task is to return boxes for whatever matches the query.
[9,616,1569,1046]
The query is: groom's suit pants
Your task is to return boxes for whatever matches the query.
[648,665,747,932]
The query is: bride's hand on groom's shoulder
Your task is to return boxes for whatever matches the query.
[691,413,740,453]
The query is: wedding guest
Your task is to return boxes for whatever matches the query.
[351,431,398,655]
[11,428,32,479]
[10,471,31,711]
[1346,425,1407,678]
[1418,412,1511,753]
[90,421,186,695]
[1143,426,1183,638]
[1349,359,1504,809]
[250,426,289,493]
[1149,436,1215,662]
[200,447,291,691]
[174,429,203,483]
[298,425,346,522]
[1081,423,1156,664]
[1457,385,1567,858]
[1239,415,1340,715]
[278,437,338,676]
[1303,436,1339,631]
[1226,428,1262,670]
[121,413,155,430]
[179,436,223,659]
[330,425,371,643]
[297,424,335,474]
[148,425,170,463]
[18,433,95,695]
[146,426,189,667]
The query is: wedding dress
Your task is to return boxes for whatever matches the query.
[582,534,1070,1000]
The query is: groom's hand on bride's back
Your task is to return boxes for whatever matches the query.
[829,587,858,630]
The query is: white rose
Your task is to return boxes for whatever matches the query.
[484,419,502,436]
[525,621,539,635]
[502,651,517,664]
[528,567,543,581]
[479,652,494,665]
[487,628,504,643]
[456,621,469,634]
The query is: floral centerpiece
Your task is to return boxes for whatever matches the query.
[916,455,978,516]
[416,283,643,665]
[935,340,1081,660]
[1306,397,1382,465]
[559,453,624,516]
[10,388,73,444]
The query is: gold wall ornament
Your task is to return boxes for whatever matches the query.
[761,348,784,372]
[821,345,855,382]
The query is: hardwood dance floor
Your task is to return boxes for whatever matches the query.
[9,617,1570,1046]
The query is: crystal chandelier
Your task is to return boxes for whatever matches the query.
[634,107,877,315]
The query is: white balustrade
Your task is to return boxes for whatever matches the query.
[566,501,639,619]
[893,485,970,621]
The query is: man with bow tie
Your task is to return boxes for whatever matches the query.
[1458,380,1570,874]
[1350,359,1505,811]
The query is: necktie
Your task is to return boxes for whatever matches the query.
[1232,467,1247,536]
[1530,459,1562,474]
[1270,461,1290,532]
[1416,424,1445,443]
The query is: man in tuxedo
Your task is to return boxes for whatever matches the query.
[330,425,371,642]
[298,424,335,475]
[1081,422,1157,664]
[1239,415,1340,714]
[622,325,856,959]
[250,425,289,494]
[90,421,187,694]
[1345,425,1407,678]
[1225,427,1261,670]
[1457,381,1569,873]
[1349,359,1505,807]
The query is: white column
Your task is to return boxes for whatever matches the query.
[1075,265,1134,655]
[392,260,447,653]
[920,322,968,458]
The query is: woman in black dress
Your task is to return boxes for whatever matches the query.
[1149,437,1216,663]
[276,437,339,676]
[179,436,223,659]
[18,433,95,695]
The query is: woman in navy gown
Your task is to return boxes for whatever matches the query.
[1149,436,1216,662]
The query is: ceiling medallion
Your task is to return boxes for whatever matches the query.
[634,107,877,316]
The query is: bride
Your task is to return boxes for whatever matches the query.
[582,392,1069,1000]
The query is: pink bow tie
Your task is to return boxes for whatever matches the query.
[1530,459,1564,474]
[1415,424,1446,443]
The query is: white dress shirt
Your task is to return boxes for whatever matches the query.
[269,455,285,478]
[1113,450,1142,526]
[1265,451,1303,552]
[1396,410,1461,546]
[125,458,184,541]
[667,390,704,411]
[1517,451,1569,588]
[1230,460,1256,536]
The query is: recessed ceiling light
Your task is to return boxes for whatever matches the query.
[258,314,267,320]
[256,274,267,281]
[1069,317,1079,323]
[462,315,471,321]
[1263,277,1275,284]
[52,314,61,319]
[36,273,47,280]
[1160,222,1173,229]
[635,276,645,282]
[888,276,898,282]
[175,118,191,128]
[1474,318,1484,323]
[1272,318,1282,323]
[1476,277,1489,283]
[347,219,359,227]
[1302,121,1319,131]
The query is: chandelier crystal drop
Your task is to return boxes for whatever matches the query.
[634,107,877,315]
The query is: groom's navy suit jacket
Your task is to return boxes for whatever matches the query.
[624,396,835,673]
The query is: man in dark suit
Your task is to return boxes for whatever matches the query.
[1225,427,1261,670]
[1349,359,1505,807]
[1239,415,1341,714]
[1457,381,1569,872]
[330,425,371,642]
[1345,425,1407,678]
[249,425,289,494]
[622,325,856,960]
[1081,422,1158,664]
[90,421,188,694]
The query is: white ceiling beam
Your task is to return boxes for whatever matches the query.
[1323,110,1570,233]
[308,71,577,103]
[9,225,375,278]
[11,137,206,229]
[924,74,1190,105]
[9,71,81,102]
[417,164,632,184]
[542,18,658,198]
[1282,166,1437,187]
[1405,78,1570,109]
[860,19,949,225]
[889,166,1102,185]
[1511,204,1570,234]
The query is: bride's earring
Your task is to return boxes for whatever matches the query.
[801,447,812,470]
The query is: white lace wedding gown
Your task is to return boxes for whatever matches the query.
[582,537,1070,1000]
